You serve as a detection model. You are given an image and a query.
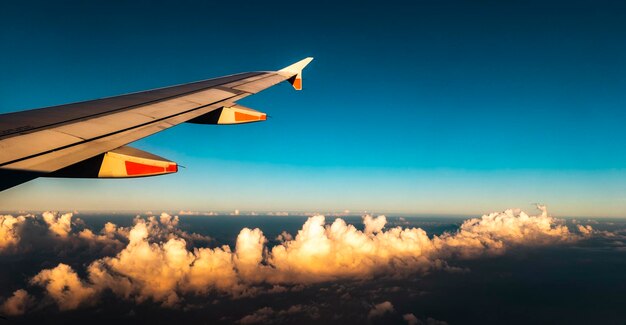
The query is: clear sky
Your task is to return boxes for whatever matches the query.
[1,0,625,216]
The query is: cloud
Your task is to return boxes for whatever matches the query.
[30,264,96,310]
[368,301,394,319]
[134,213,213,248]
[432,205,576,258]
[80,217,246,307]
[265,215,436,283]
[12,206,597,312]
[263,205,581,283]
[42,211,73,237]
[237,304,320,324]
[0,214,28,251]
[404,313,419,325]
[86,218,225,307]
[363,215,387,234]
[402,314,449,325]
[0,289,34,316]
[0,212,125,256]
[238,306,274,324]
[577,224,593,235]
[0,212,211,257]
[275,231,293,242]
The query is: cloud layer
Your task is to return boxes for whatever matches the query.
[1,206,595,313]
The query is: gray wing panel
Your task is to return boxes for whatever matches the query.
[0,72,262,139]
[0,89,243,171]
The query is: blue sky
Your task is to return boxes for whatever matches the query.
[1,0,626,216]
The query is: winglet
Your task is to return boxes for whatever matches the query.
[278,57,314,90]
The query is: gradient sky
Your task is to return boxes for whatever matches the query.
[1,0,626,216]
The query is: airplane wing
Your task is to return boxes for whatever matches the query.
[0,57,313,191]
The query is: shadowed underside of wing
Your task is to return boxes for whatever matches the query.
[0,57,313,191]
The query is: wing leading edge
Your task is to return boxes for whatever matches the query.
[0,57,314,191]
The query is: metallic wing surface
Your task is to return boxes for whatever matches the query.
[0,57,313,191]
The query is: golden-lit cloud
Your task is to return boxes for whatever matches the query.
[0,214,28,251]
[30,264,96,310]
[41,211,73,237]
[0,289,34,316]
[433,205,577,259]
